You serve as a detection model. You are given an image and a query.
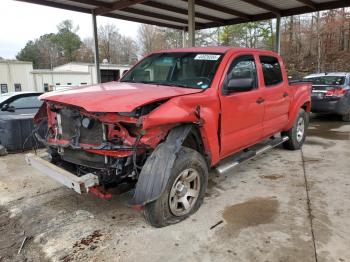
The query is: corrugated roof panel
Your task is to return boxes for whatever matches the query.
[204,0,268,15]
[131,4,212,23]
[153,0,238,20]
[47,0,96,9]
[261,0,304,10]
[112,10,187,27]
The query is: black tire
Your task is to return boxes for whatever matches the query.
[143,147,208,227]
[342,112,350,122]
[282,108,309,150]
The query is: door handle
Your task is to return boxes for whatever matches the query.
[283,92,289,97]
[256,97,265,104]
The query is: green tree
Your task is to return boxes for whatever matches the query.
[52,20,82,62]
[16,40,40,67]
[219,21,273,49]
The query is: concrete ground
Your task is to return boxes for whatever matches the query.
[0,114,349,262]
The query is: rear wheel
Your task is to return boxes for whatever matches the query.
[282,108,308,150]
[143,147,208,227]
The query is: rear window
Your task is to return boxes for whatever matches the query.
[260,56,283,86]
[304,76,345,86]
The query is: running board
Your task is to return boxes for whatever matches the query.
[215,136,289,175]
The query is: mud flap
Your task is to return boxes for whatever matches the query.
[131,124,193,206]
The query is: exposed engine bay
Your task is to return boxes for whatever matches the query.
[33,101,172,190]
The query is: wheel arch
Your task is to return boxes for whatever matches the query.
[131,124,208,206]
[284,97,311,131]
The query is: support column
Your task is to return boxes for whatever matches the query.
[182,29,186,48]
[187,0,195,47]
[275,15,281,54]
[92,10,101,84]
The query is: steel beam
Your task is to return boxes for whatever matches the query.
[92,10,101,84]
[65,0,112,8]
[123,7,198,26]
[295,0,316,10]
[105,13,184,29]
[188,0,195,47]
[275,15,281,54]
[143,1,226,24]
[191,0,250,20]
[96,0,149,15]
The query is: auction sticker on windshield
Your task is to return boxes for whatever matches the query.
[194,54,221,60]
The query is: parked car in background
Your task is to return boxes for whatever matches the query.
[0,92,43,115]
[303,72,350,121]
[27,47,311,227]
[0,92,43,152]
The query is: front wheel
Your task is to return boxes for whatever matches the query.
[282,108,309,150]
[143,147,208,227]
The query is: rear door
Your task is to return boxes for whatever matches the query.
[219,53,264,158]
[259,55,291,137]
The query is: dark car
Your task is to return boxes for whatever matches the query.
[0,92,43,115]
[304,72,350,121]
[0,92,43,152]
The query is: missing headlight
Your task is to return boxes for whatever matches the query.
[82,117,94,129]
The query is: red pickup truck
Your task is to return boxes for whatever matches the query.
[27,47,311,227]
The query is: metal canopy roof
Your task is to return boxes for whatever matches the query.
[17,0,350,30]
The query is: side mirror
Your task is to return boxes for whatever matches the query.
[224,78,254,93]
[1,104,15,112]
[1,104,9,111]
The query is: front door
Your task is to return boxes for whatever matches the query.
[219,54,264,158]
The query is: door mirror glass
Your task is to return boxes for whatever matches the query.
[226,78,254,92]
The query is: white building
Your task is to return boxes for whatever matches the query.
[32,62,130,92]
[0,60,35,93]
[0,60,131,93]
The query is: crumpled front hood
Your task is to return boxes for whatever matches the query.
[40,82,203,112]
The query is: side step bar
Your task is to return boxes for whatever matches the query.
[215,136,289,175]
[26,153,99,194]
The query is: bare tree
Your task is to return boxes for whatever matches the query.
[138,24,166,56]
[98,24,121,63]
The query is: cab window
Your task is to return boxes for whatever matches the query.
[224,55,258,91]
[260,56,283,86]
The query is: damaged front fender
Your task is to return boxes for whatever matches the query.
[131,124,193,205]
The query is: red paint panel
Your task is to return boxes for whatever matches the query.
[40,82,202,113]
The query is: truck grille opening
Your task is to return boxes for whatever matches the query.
[59,108,103,145]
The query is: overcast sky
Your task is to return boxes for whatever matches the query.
[0,0,140,59]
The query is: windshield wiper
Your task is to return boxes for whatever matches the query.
[120,80,151,84]
[154,82,199,89]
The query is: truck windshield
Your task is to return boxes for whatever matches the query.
[121,52,223,89]
[304,76,345,86]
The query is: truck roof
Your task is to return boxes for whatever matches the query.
[152,46,278,55]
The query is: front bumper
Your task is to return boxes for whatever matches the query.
[25,153,99,194]
[311,95,350,115]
